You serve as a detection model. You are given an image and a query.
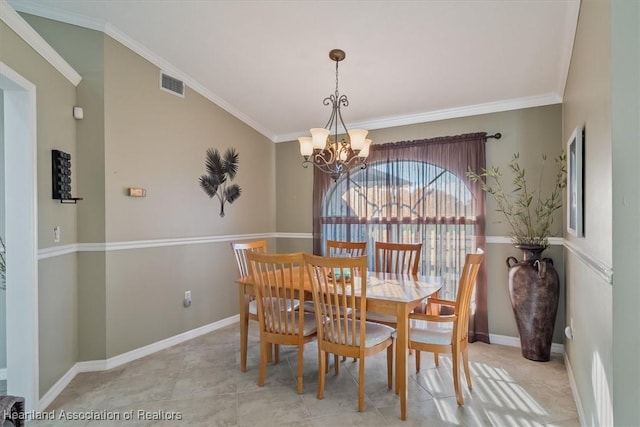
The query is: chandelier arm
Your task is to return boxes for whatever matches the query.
[324,95,337,134]
[335,94,349,138]
[302,155,335,174]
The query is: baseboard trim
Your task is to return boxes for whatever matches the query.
[38,315,239,410]
[564,353,586,426]
[489,333,565,355]
[38,363,79,411]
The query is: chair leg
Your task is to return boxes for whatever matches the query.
[358,357,365,412]
[318,350,326,400]
[434,352,439,367]
[258,340,268,387]
[462,348,472,390]
[267,343,273,363]
[296,346,304,394]
[325,352,330,373]
[386,344,393,390]
[415,349,421,372]
[334,354,339,375]
[274,344,280,364]
[452,350,464,406]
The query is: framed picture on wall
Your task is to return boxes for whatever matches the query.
[567,125,584,237]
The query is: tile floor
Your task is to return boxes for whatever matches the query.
[29,323,579,426]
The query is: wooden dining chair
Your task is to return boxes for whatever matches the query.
[247,251,317,394]
[326,239,367,257]
[232,240,268,368]
[231,240,268,322]
[304,240,367,314]
[232,240,298,367]
[408,253,484,406]
[366,241,423,327]
[303,253,395,412]
[374,241,422,276]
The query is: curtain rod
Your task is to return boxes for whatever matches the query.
[487,132,502,140]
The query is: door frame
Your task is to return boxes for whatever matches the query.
[0,61,39,411]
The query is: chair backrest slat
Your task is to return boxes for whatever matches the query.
[326,240,367,257]
[247,252,305,336]
[231,240,267,277]
[453,253,484,341]
[304,254,367,350]
[374,241,422,275]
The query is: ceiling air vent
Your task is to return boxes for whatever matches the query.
[160,72,185,97]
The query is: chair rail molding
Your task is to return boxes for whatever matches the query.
[563,239,613,284]
[36,233,614,285]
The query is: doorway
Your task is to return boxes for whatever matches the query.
[0,62,39,411]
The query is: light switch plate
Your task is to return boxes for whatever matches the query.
[128,187,147,197]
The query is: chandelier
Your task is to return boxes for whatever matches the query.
[298,49,371,181]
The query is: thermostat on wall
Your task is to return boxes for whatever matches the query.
[128,188,146,197]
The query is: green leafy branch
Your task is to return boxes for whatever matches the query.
[199,147,242,217]
[467,152,566,248]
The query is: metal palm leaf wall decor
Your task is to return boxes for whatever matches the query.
[199,147,242,217]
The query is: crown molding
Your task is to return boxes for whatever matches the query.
[8,0,564,145]
[102,24,276,140]
[7,0,105,31]
[6,0,275,140]
[275,93,562,143]
[1,0,82,86]
[556,0,580,98]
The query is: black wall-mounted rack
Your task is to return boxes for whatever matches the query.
[52,149,83,204]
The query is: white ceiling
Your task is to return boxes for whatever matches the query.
[7,0,580,142]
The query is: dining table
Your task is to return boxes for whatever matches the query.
[236,267,443,421]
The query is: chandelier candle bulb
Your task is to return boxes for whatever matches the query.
[298,137,313,156]
[347,129,368,151]
[339,147,349,161]
[358,139,372,158]
[310,128,330,149]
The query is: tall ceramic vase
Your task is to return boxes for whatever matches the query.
[506,244,559,362]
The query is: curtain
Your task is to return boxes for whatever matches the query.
[312,132,488,343]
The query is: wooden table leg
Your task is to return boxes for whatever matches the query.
[397,303,409,420]
[239,285,249,372]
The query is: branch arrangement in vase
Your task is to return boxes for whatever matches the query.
[467,152,567,249]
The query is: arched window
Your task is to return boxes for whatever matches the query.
[312,132,489,342]
[322,160,476,301]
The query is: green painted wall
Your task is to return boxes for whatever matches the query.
[562,0,614,425]
[22,14,277,363]
[0,19,78,397]
[20,13,110,364]
[0,90,5,371]
[611,0,640,425]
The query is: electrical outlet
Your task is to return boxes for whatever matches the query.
[54,226,61,243]
[183,290,192,308]
[570,317,575,336]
